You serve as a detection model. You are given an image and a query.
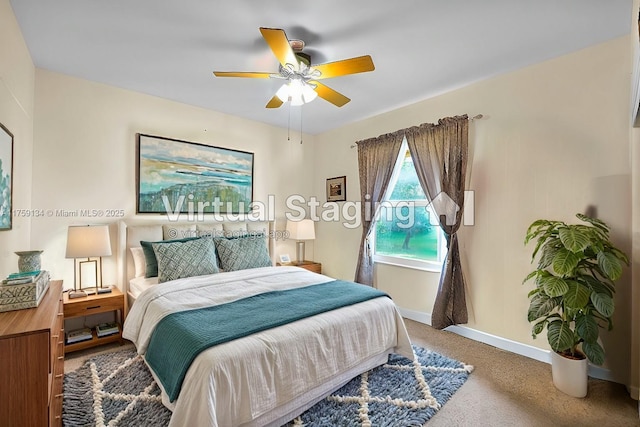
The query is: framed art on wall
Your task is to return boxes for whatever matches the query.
[326,176,346,202]
[136,134,254,215]
[0,123,13,230]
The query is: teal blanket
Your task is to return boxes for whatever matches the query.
[145,280,388,402]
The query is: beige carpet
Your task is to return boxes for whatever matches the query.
[64,319,640,426]
[404,319,640,427]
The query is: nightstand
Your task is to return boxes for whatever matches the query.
[63,286,124,353]
[278,260,322,274]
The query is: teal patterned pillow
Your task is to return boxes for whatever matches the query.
[140,237,200,278]
[214,235,272,271]
[152,237,219,283]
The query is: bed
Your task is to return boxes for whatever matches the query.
[118,220,413,427]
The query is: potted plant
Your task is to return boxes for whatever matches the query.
[523,213,628,397]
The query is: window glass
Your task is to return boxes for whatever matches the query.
[373,142,444,269]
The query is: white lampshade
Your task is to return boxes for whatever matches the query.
[286,219,316,241]
[65,225,112,258]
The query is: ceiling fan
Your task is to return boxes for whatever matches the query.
[213,27,375,108]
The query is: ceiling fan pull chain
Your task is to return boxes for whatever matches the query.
[287,101,291,141]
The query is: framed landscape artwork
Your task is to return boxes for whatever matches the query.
[326,175,346,202]
[0,123,13,230]
[136,134,254,215]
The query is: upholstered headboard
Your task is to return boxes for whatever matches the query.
[117,219,276,312]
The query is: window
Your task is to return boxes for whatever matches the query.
[373,140,445,271]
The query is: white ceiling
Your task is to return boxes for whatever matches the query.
[10,0,632,135]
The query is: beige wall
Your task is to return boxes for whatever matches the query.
[0,0,35,274]
[30,70,316,288]
[313,36,635,386]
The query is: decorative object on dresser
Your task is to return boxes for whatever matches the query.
[0,280,64,426]
[15,249,44,272]
[0,270,50,312]
[63,285,125,353]
[286,218,316,264]
[65,224,112,297]
[326,175,346,202]
[0,122,13,231]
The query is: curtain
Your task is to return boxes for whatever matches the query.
[405,115,469,329]
[354,131,404,286]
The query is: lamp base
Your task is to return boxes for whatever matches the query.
[68,290,87,299]
[295,241,306,264]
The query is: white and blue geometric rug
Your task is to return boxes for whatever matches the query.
[63,345,473,427]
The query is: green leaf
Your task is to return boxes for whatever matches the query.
[582,341,605,365]
[539,275,569,298]
[563,281,590,309]
[527,295,560,322]
[524,220,553,244]
[558,226,591,252]
[575,313,599,343]
[579,275,613,297]
[576,213,609,234]
[522,270,538,285]
[547,320,574,352]
[552,248,581,276]
[591,292,614,317]
[538,243,558,269]
[532,319,546,337]
[597,251,623,281]
[527,288,539,298]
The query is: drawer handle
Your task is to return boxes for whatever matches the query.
[58,356,64,360]
[55,415,61,419]
[55,374,63,378]
[55,393,63,398]
[52,335,59,339]
[87,305,101,310]
[58,312,63,316]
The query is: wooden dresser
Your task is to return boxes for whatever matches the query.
[0,280,64,426]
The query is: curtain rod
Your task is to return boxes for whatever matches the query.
[349,114,483,149]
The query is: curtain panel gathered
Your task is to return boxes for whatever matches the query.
[354,131,404,286]
[354,115,469,329]
[405,115,469,329]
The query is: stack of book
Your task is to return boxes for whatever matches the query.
[96,322,119,338]
[66,327,93,344]
[0,270,50,312]
[2,270,43,285]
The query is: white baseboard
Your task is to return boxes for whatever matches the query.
[398,307,624,386]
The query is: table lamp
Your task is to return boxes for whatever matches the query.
[286,219,315,265]
[65,224,112,296]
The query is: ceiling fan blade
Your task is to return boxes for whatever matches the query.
[213,71,272,78]
[259,27,298,68]
[312,81,350,107]
[312,55,375,80]
[265,95,284,109]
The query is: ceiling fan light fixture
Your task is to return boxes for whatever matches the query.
[276,80,317,105]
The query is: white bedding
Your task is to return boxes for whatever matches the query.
[123,266,413,427]
[128,276,159,299]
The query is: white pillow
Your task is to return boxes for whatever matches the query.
[130,247,146,278]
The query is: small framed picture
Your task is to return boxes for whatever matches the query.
[279,254,291,264]
[326,176,346,202]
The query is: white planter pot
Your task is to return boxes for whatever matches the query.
[550,350,588,398]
